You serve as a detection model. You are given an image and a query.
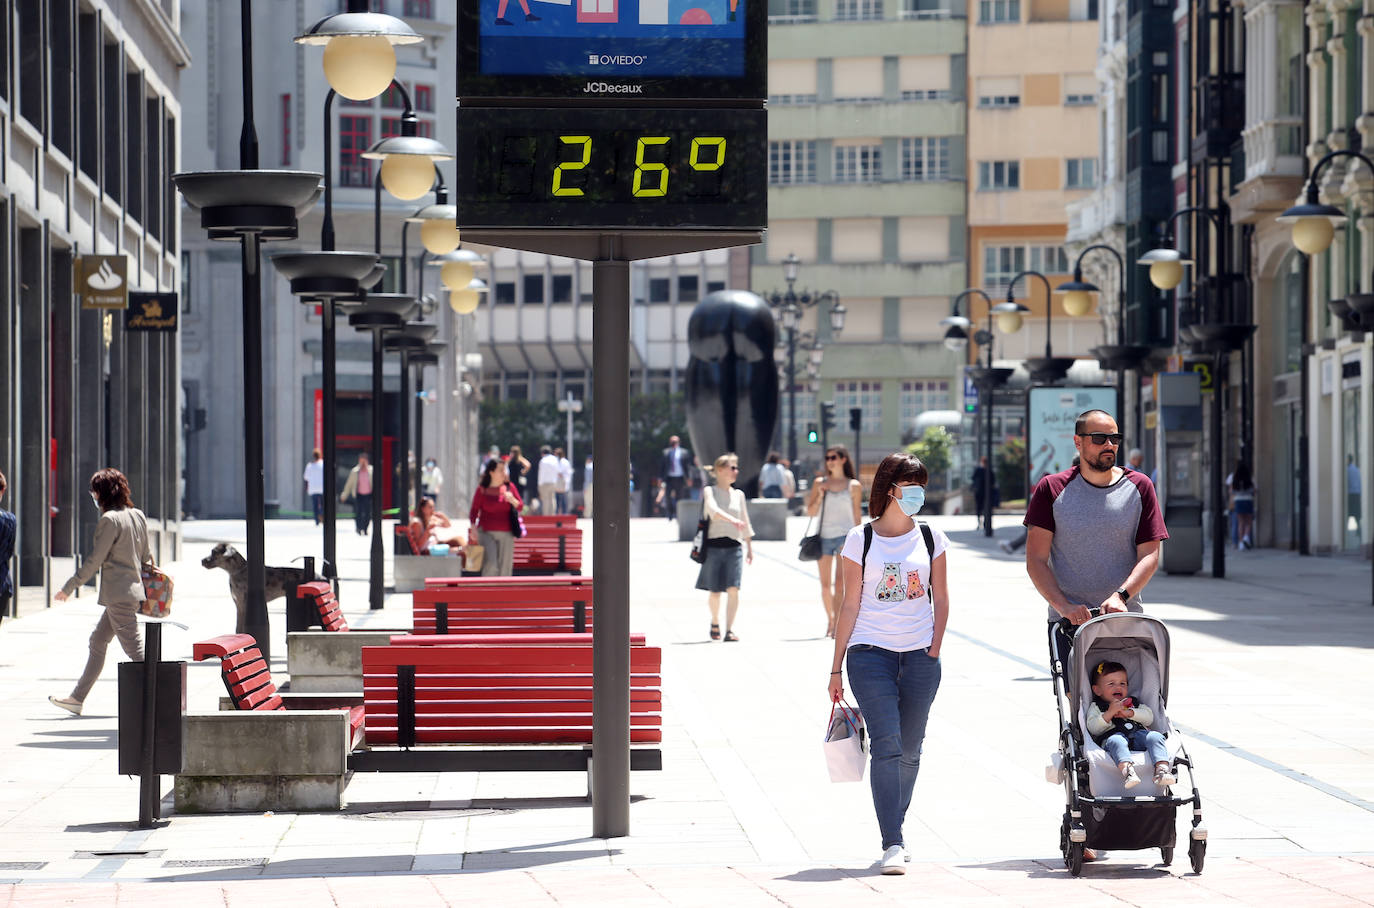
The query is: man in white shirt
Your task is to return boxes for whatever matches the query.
[537,445,560,516]
[554,447,574,514]
[303,449,325,525]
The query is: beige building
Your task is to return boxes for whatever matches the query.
[966,0,1100,362]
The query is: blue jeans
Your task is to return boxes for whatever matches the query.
[1101,727,1168,766]
[845,644,942,850]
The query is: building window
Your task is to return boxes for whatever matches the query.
[834,0,884,19]
[1065,92,1095,105]
[901,88,951,101]
[1065,157,1097,188]
[901,0,952,17]
[414,83,434,111]
[900,381,951,428]
[977,93,1020,108]
[403,0,434,17]
[552,274,573,303]
[1029,244,1069,274]
[901,137,950,181]
[340,96,374,108]
[339,115,373,186]
[983,245,1025,295]
[648,278,671,302]
[978,0,1019,21]
[768,93,820,105]
[834,381,883,435]
[768,0,819,22]
[977,160,1019,190]
[523,273,545,303]
[495,281,516,304]
[834,144,882,183]
[770,140,817,185]
[281,94,292,166]
[679,275,700,302]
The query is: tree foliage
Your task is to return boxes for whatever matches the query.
[906,426,954,490]
[997,436,1027,501]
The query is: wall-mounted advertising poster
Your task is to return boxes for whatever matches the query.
[1026,386,1119,491]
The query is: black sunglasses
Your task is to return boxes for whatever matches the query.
[825,454,843,461]
[1078,432,1124,446]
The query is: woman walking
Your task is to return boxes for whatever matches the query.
[507,445,530,498]
[1228,459,1255,549]
[828,453,949,874]
[469,457,524,576]
[697,453,753,641]
[49,469,151,715]
[806,445,863,638]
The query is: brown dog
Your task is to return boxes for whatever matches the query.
[200,542,309,634]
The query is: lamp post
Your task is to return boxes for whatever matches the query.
[942,289,1025,537]
[1141,206,1254,580]
[765,253,846,464]
[411,341,446,498]
[1278,148,1374,607]
[1008,270,1075,385]
[1057,244,1151,441]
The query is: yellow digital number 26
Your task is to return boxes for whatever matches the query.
[632,137,670,198]
[552,135,591,197]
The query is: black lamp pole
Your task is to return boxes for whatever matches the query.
[321,89,340,582]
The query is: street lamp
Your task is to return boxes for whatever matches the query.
[1057,244,1151,440]
[765,254,846,464]
[1007,270,1075,385]
[944,289,1025,537]
[294,1,422,102]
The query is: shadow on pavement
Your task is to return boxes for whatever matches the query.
[775,867,869,882]
[963,857,1173,879]
[20,727,117,750]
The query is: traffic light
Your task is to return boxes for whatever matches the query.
[849,407,862,431]
[820,401,836,433]
[807,422,819,444]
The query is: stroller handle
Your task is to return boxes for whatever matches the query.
[1053,606,1103,635]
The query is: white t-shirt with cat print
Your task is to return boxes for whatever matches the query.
[840,522,949,652]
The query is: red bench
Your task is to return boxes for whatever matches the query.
[411,584,593,635]
[351,638,662,775]
[192,634,365,747]
[424,575,593,592]
[522,514,579,530]
[513,525,582,575]
[296,581,349,632]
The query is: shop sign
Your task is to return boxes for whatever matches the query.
[76,255,129,310]
[124,292,179,332]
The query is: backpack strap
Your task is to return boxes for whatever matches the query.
[919,520,935,602]
[861,523,873,576]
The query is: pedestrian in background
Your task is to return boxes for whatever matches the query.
[554,446,573,514]
[340,452,373,536]
[537,445,559,516]
[420,456,444,505]
[49,468,151,716]
[582,454,594,518]
[828,452,949,875]
[469,458,523,576]
[971,455,997,532]
[303,449,324,525]
[760,451,787,498]
[806,445,863,638]
[1228,459,1255,550]
[0,469,15,627]
[697,453,753,642]
[660,435,692,519]
[506,445,530,500]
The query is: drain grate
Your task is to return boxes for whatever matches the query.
[358,807,507,820]
[72,850,165,860]
[0,862,47,871]
[163,858,267,868]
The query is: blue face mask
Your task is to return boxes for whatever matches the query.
[892,485,926,516]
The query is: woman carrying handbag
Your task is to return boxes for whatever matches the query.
[804,445,863,638]
[468,457,523,576]
[49,468,152,716]
[827,452,950,875]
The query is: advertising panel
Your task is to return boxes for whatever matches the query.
[1026,386,1119,490]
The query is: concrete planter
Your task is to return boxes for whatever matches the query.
[287,630,397,693]
[394,552,463,592]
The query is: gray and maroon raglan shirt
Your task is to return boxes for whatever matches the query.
[1023,467,1169,621]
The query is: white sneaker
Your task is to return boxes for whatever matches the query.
[1154,765,1176,786]
[49,696,82,716]
[880,844,906,875]
[1122,764,1141,789]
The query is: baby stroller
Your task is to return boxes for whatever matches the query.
[1045,611,1207,876]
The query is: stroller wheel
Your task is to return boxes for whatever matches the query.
[1189,839,1206,874]
[1160,846,1173,866]
[1066,841,1084,876]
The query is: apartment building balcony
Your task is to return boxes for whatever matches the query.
[769,100,965,143]
[1065,179,1126,244]
[770,180,966,220]
[1231,117,1305,224]
[769,15,965,59]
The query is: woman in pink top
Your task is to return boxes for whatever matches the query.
[469,458,524,575]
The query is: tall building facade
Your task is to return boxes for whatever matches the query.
[2,0,186,616]
[758,0,971,474]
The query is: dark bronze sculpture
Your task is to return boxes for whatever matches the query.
[685,290,779,496]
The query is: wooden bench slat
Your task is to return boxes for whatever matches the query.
[390,633,634,647]
[364,649,661,672]
[364,728,662,746]
[365,675,662,692]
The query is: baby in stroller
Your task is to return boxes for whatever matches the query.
[1086,659,1177,789]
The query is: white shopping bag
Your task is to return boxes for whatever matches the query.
[823,700,868,782]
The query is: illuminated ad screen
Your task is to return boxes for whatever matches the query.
[457,1,766,101]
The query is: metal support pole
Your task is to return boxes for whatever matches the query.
[241,233,270,658]
[398,350,411,520]
[787,328,798,465]
[414,362,425,496]
[1211,350,1226,579]
[591,242,631,839]
[370,329,385,609]
[138,622,162,828]
[322,302,338,582]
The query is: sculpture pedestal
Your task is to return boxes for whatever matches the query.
[677,498,702,541]
[748,500,788,541]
